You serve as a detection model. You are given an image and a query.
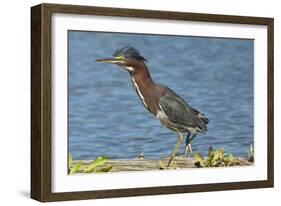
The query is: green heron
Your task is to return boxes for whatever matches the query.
[96,46,208,167]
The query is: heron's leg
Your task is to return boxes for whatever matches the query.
[190,134,197,142]
[185,134,197,157]
[185,132,191,157]
[167,130,183,167]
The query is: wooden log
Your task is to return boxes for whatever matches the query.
[70,156,253,173]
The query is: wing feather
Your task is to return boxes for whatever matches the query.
[159,95,208,132]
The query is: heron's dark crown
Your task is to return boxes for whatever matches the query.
[113,46,147,62]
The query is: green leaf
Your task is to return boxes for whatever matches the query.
[194,152,204,167]
[250,144,254,155]
[69,154,73,167]
[159,160,166,170]
[170,161,177,169]
[228,154,233,162]
[95,165,113,173]
[223,153,233,166]
[208,146,213,159]
[213,148,223,161]
[69,160,82,175]
[203,159,210,167]
[211,160,219,167]
[84,156,108,173]
[194,152,203,161]
[247,144,254,162]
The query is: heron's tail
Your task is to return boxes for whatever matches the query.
[200,113,209,124]
[196,111,209,133]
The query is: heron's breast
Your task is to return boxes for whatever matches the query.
[156,110,177,130]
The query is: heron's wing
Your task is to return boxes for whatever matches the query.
[159,95,197,126]
[190,107,209,124]
[159,95,207,132]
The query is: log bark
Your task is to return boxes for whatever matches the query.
[70,156,253,173]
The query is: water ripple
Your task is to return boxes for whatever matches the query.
[69,31,254,159]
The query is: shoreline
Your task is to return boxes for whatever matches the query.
[70,156,253,173]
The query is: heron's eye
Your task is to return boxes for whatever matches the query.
[114,55,125,61]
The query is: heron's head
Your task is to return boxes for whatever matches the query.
[96,46,147,73]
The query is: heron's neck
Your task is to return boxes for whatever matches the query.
[130,64,156,111]
[131,64,154,88]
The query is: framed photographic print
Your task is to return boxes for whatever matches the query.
[31,3,274,202]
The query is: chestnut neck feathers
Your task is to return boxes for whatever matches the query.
[128,60,162,115]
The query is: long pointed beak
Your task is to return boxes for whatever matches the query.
[95,57,116,63]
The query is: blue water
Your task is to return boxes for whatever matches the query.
[68,31,254,160]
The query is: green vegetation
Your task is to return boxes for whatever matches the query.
[68,154,113,175]
[69,154,82,175]
[83,156,112,173]
[69,153,73,166]
[70,160,82,175]
[159,160,177,170]
[247,144,254,162]
[193,146,240,167]
[68,145,254,173]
